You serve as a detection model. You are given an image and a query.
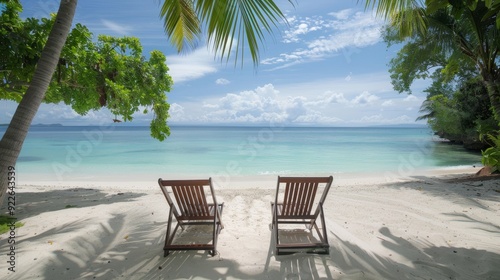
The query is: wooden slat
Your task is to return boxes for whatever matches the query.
[194,185,209,216]
[280,180,320,217]
[282,182,291,216]
[171,184,211,218]
[160,179,211,186]
[279,177,331,183]
[304,182,318,214]
[296,182,308,215]
[277,243,328,248]
[288,183,300,215]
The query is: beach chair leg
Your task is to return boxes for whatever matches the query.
[164,250,170,257]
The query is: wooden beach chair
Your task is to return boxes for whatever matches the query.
[158,178,224,257]
[271,176,333,255]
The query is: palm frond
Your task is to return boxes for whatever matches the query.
[159,0,288,66]
[196,0,287,66]
[159,0,201,53]
[363,0,421,16]
[363,0,427,36]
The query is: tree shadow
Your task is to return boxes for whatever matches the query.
[327,226,500,279]
[0,187,146,218]
[0,190,265,280]
[2,183,498,279]
[35,217,263,280]
[384,174,500,210]
[261,212,500,280]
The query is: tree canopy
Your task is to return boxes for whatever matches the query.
[383,0,500,150]
[1,2,172,140]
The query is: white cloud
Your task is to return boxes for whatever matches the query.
[174,83,393,124]
[382,100,395,107]
[324,92,348,104]
[329,9,353,20]
[215,78,230,85]
[283,20,323,43]
[212,84,281,115]
[307,92,348,106]
[262,10,384,68]
[352,91,379,105]
[202,103,218,109]
[101,20,131,35]
[404,95,419,102]
[168,103,185,121]
[357,114,413,124]
[165,71,424,125]
[167,47,219,83]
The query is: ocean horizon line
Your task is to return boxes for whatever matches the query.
[5,122,430,129]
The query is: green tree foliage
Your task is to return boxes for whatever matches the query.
[383,0,500,154]
[422,80,496,149]
[480,131,500,172]
[426,94,462,140]
[1,2,172,140]
[387,1,500,121]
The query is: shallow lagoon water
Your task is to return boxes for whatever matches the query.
[2,125,482,182]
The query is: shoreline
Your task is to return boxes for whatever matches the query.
[16,165,481,190]
[1,166,499,279]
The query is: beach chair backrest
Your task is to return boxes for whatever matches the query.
[158,179,215,219]
[277,176,333,217]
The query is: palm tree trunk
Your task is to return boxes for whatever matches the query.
[0,0,77,207]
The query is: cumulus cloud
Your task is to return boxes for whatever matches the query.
[167,48,218,83]
[404,95,419,102]
[210,84,281,118]
[168,103,185,121]
[192,84,351,124]
[215,78,230,85]
[382,100,395,107]
[352,91,379,105]
[307,91,348,106]
[324,92,348,104]
[329,9,352,20]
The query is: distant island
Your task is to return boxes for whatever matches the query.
[1,123,64,127]
[32,123,64,127]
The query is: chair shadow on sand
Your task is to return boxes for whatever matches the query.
[263,220,500,279]
[264,223,338,279]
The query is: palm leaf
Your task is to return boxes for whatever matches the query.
[159,0,201,53]
[159,0,289,66]
[196,0,287,65]
[363,0,427,36]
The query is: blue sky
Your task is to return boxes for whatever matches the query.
[2,0,429,126]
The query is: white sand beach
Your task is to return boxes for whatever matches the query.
[1,167,499,280]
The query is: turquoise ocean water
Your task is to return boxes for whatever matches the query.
[1,125,482,181]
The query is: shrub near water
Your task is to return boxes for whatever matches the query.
[0,215,24,235]
[481,132,500,173]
